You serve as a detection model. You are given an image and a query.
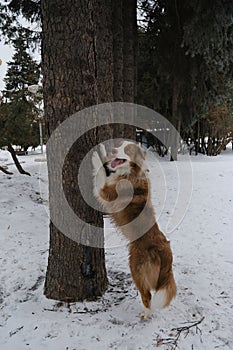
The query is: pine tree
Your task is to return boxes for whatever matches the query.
[0,0,41,44]
[1,31,40,150]
[3,33,40,100]
[0,31,40,174]
[138,0,233,158]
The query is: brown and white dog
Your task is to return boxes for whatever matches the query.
[92,141,176,319]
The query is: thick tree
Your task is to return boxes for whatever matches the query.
[112,0,137,138]
[1,0,137,300]
[41,0,137,301]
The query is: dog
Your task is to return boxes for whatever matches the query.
[92,140,176,319]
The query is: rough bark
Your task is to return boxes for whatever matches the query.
[123,0,137,103]
[112,0,137,140]
[112,0,123,102]
[123,0,137,139]
[42,0,113,301]
[42,0,137,302]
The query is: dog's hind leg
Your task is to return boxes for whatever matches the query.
[151,272,177,311]
[130,270,152,319]
[139,288,152,319]
[130,251,161,319]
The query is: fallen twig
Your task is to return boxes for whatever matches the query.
[156,316,205,349]
[0,165,13,175]
[9,326,24,337]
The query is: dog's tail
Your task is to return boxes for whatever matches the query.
[151,272,177,310]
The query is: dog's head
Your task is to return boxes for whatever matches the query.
[106,141,148,176]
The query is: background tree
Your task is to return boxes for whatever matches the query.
[0,31,40,175]
[1,31,40,147]
[138,0,233,158]
[0,0,41,45]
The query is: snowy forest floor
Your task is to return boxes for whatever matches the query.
[0,146,233,350]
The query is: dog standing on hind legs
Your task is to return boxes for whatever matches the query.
[92,141,176,319]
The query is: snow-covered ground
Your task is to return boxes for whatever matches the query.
[0,146,233,350]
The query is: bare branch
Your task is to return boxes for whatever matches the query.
[156,316,205,349]
[0,165,13,175]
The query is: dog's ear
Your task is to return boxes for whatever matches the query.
[124,144,144,160]
[124,143,136,159]
[132,145,145,168]
[137,142,146,159]
[141,148,147,160]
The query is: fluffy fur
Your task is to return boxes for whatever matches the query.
[92,141,176,319]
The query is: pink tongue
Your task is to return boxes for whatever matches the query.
[111,159,124,168]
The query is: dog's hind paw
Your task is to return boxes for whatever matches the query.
[139,308,152,320]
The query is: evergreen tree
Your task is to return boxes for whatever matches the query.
[0,31,41,176]
[3,33,40,99]
[1,31,40,151]
[0,0,41,44]
[138,0,233,158]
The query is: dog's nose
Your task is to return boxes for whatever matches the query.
[112,148,118,155]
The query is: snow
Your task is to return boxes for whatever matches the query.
[0,146,233,350]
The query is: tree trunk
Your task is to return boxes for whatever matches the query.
[112,0,123,103]
[122,0,137,140]
[42,0,137,302]
[170,80,180,161]
[123,0,137,103]
[195,120,200,155]
[7,144,31,176]
[111,0,124,139]
[112,0,137,140]
[41,0,114,301]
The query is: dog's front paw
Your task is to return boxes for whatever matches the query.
[99,143,108,162]
[92,151,102,176]
[92,151,106,194]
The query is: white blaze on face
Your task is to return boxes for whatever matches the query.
[113,141,133,161]
[109,141,134,173]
